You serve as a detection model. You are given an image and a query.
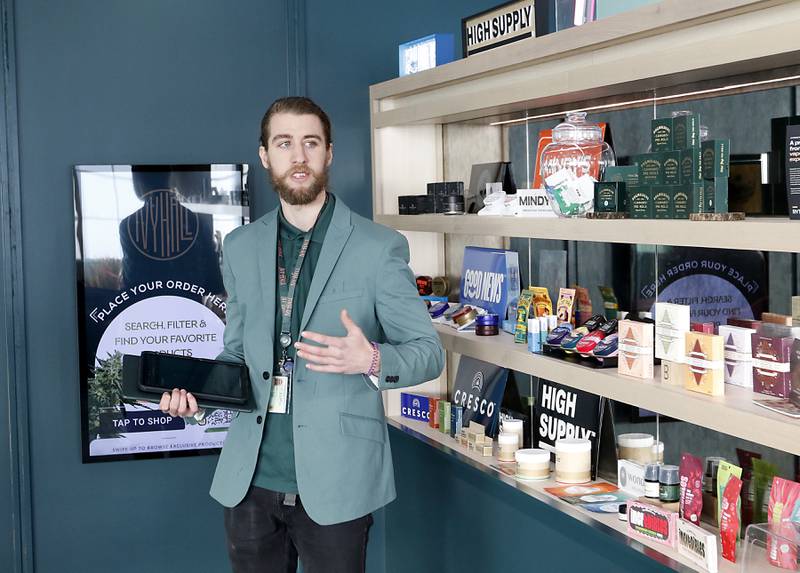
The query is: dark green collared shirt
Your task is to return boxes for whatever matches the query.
[252,194,334,493]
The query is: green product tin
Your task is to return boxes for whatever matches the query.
[652,186,675,219]
[703,177,729,213]
[594,181,625,212]
[637,153,663,185]
[603,165,639,186]
[662,151,681,185]
[701,139,730,179]
[680,147,702,184]
[628,186,653,219]
[673,188,690,219]
[672,113,700,149]
[651,118,673,152]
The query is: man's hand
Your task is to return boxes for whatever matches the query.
[159,388,199,417]
[296,309,377,374]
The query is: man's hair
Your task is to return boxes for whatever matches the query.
[260,97,332,148]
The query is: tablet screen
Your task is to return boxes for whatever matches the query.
[139,351,248,403]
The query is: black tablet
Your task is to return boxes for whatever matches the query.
[121,353,255,412]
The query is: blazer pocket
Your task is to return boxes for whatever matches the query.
[318,288,365,305]
[339,412,385,444]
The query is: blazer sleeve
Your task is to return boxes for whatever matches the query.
[368,232,445,391]
[215,237,246,365]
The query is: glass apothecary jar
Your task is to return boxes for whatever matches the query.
[539,112,616,217]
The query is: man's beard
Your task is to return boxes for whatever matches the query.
[270,165,329,206]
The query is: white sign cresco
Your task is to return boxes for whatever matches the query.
[462,0,535,57]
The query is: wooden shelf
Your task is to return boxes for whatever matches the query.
[370,0,800,127]
[435,325,800,456]
[389,416,774,573]
[376,214,800,253]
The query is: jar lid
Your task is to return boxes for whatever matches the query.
[645,463,661,481]
[659,464,680,484]
[503,419,523,430]
[555,438,592,453]
[515,448,550,463]
[498,432,518,445]
[704,456,726,476]
[476,313,499,326]
[617,433,654,448]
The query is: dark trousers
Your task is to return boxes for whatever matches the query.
[224,486,373,573]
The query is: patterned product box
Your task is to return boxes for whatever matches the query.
[428,397,440,428]
[655,302,691,362]
[683,332,725,397]
[718,325,757,389]
[752,332,793,398]
[618,320,655,379]
[628,501,679,548]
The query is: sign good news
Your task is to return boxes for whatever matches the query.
[462,1,535,57]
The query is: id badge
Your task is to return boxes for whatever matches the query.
[268,375,290,414]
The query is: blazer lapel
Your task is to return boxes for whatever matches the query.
[299,198,353,332]
[257,210,278,345]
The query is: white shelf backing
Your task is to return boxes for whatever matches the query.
[435,325,800,456]
[388,416,774,573]
[375,214,800,254]
[370,0,800,127]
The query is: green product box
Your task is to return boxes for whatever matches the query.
[594,181,625,212]
[651,118,673,152]
[672,113,700,149]
[662,150,681,185]
[637,153,663,185]
[652,186,676,219]
[603,165,639,186]
[684,183,704,214]
[627,185,653,218]
[673,187,691,219]
[701,139,730,179]
[439,401,451,434]
[703,177,729,213]
[680,147,703,184]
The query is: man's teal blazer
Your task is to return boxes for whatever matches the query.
[210,195,445,525]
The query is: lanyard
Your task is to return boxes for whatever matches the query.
[275,194,328,376]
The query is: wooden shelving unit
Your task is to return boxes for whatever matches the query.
[375,214,800,253]
[435,325,800,456]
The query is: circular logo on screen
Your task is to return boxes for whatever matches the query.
[126,189,198,261]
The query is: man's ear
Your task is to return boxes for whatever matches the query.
[258,145,270,170]
[326,143,333,167]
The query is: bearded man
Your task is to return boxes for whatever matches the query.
[161,97,444,573]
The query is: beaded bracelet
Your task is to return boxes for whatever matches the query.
[366,341,380,377]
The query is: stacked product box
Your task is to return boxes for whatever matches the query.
[718,324,757,388]
[683,332,725,396]
[752,326,795,398]
[596,112,730,218]
[618,320,655,379]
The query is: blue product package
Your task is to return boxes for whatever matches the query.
[400,392,431,423]
[460,246,521,318]
[450,405,463,438]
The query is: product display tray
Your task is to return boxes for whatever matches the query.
[541,343,618,368]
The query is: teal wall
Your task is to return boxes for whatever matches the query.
[597,0,660,19]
